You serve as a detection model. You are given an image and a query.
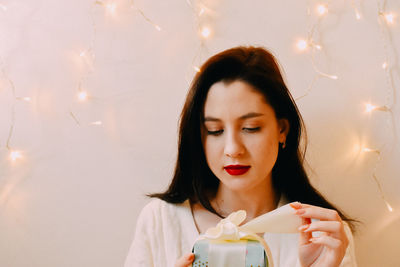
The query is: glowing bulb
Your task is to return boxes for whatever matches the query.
[193,66,201,72]
[106,2,117,16]
[200,27,211,38]
[316,4,328,16]
[80,51,86,57]
[90,121,102,125]
[384,13,395,24]
[199,7,205,16]
[314,44,322,50]
[329,75,338,80]
[355,10,361,20]
[10,150,22,161]
[296,39,308,51]
[386,202,393,212]
[382,62,388,69]
[23,97,31,102]
[78,91,88,101]
[365,103,377,112]
[155,25,162,31]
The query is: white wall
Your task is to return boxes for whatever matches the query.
[0,0,399,266]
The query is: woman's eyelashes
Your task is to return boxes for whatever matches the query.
[206,127,261,135]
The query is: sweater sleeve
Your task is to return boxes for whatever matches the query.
[124,201,156,267]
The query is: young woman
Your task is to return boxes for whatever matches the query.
[124,46,357,267]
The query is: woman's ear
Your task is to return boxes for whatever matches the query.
[278,118,290,141]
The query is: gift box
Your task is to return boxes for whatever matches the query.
[190,203,303,267]
[192,239,267,267]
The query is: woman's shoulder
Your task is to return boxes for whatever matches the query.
[136,198,192,226]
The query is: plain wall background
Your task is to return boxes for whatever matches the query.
[0,0,399,266]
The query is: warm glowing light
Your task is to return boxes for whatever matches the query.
[386,202,393,212]
[10,150,22,161]
[200,27,211,38]
[155,25,162,31]
[193,66,201,72]
[355,10,361,20]
[78,91,88,101]
[296,39,308,51]
[384,13,395,24]
[329,75,338,80]
[16,97,31,102]
[382,62,388,69]
[80,51,86,57]
[316,4,328,16]
[106,2,117,15]
[199,7,205,16]
[362,147,379,153]
[365,103,377,113]
[90,121,103,125]
[314,44,322,50]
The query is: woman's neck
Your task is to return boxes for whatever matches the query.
[211,179,280,223]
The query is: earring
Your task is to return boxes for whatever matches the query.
[281,141,286,149]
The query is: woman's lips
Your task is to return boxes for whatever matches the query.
[224,165,251,175]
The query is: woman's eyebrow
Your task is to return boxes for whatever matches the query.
[203,112,264,122]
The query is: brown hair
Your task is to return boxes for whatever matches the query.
[150,46,357,232]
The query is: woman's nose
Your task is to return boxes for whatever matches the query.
[224,131,245,158]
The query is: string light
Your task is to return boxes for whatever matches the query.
[193,66,201,72]
[78,91,89,101]
[90,121,103,125]
[296,39,308,51]
[130,1,162,31]
[382,62,388,69]
[365,103,389,113]
[16,97,31,102]
[382,12,395,24]
[316,4,328,16]
[362,147,380,154]
[200,26,211,39]
[9,150,22,162]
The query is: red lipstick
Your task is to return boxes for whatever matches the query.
[224,165,251,175]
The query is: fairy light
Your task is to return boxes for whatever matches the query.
[200,26,211,39]
[382,62,388,69]
[355,10,362,20]
[193,66,201,72]
[78,91,88,101]
[316,4,328,16]
[362,147,380,154]
[90,121,102,125]
[383,12,395,24]
[9,150,22,161]
[16,96,31,102]
[105,2,117,16]
[130,1,162,31]
[296,39,308,51]
[365,103,389,113]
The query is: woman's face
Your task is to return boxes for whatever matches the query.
[202,80,289,193]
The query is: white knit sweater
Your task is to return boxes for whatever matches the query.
[124,198,357,267]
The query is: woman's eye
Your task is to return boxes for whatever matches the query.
[243,127,260,132]
[207,130,223,135]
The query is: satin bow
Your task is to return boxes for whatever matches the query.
[199,202,303,267]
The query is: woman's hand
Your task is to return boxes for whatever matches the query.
[290,202,349,267]
[175,253,194,267]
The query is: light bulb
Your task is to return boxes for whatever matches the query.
[296,39,308,51]
[193,66,201,72]
[316,4,328,16]
[384,13,395,24]
[355,10,361,20]
[10,150,22,161]
[200,27,211,38]
[78,91,88,101]
[386,202,393,212]
[155,25,162,31]
[365,103,376,113]
[90,121,103,125]
[106,2,117,15]
[382,62,388,69]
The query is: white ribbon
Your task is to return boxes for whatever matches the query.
[198,202,303,267]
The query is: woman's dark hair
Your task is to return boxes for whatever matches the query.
[150,46,356,232]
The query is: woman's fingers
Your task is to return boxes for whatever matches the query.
[309,235,345,250]
[298,220,346,239]
[298,217,312,245]
[293,204,341,221]
[174,253,194,267]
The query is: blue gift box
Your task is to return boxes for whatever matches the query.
[192,239,267,267]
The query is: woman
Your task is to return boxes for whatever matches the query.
[125,46,357,267]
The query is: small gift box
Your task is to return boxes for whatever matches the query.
[193,239,267,267]
[191,203,303,267]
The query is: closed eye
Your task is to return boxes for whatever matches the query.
[207,130,223,135]
[243,127,260,132]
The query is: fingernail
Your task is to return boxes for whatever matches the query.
[298,224,310,231]
[309,237,317,242]
[295,209,305,215]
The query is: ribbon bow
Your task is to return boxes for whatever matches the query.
[198,203,303,267]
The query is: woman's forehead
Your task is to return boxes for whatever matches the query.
[203,80,274,119]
